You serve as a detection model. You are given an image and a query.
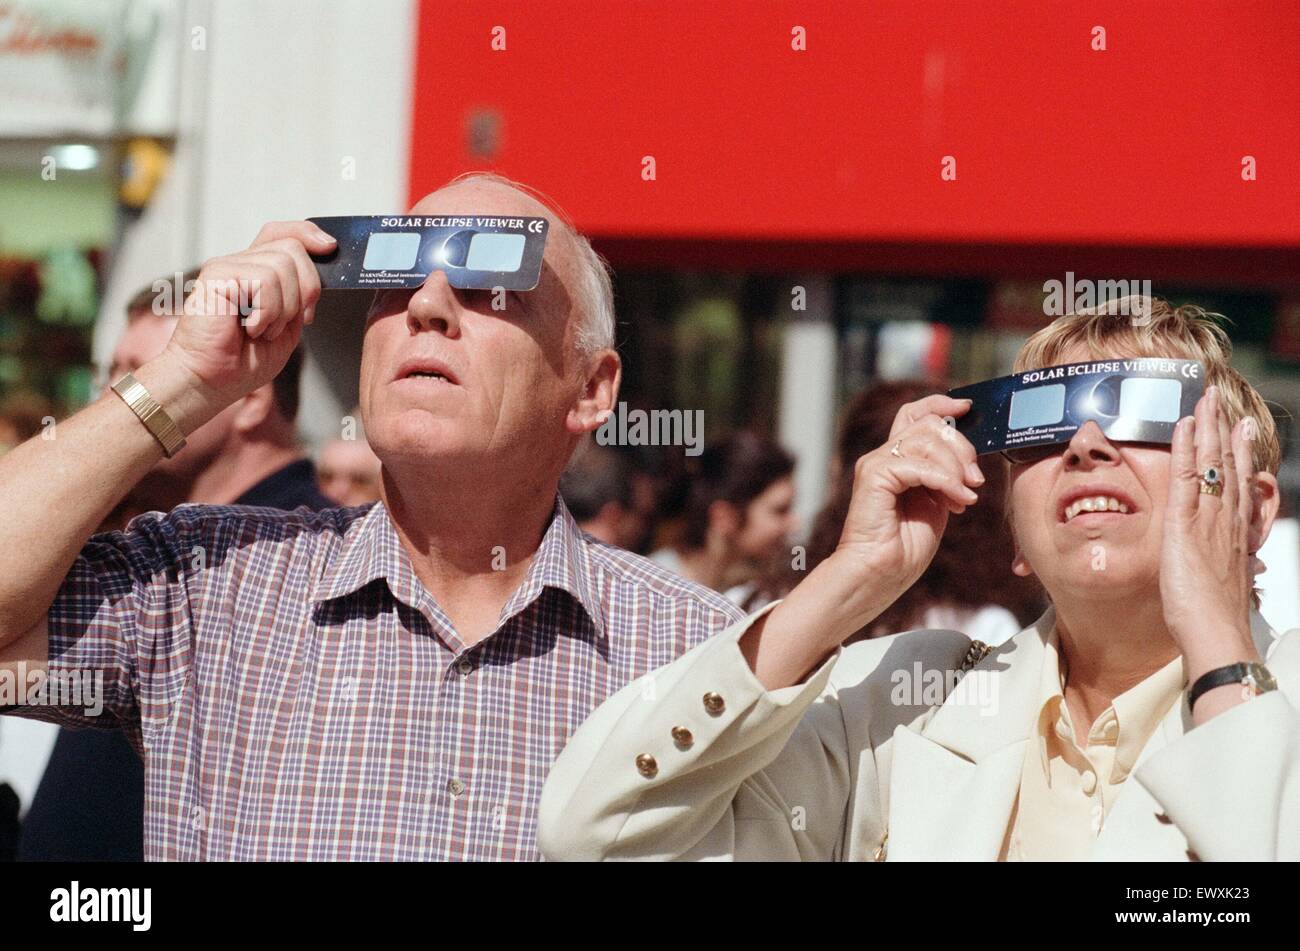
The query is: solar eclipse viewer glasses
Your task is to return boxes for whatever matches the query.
[308,214,550,291]
[948,358,1205,465]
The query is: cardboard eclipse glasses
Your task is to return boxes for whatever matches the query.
[948,358,1205,464]
[308,214,550,291]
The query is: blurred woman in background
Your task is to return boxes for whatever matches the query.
[750,380,1043,642]
[651,430,798,605]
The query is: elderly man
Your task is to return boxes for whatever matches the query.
[0,174,741,860]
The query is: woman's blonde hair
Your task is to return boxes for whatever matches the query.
[1010,297,1282,607]
[1014,297,1281,474]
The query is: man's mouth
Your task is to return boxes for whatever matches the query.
[395,359,460,385]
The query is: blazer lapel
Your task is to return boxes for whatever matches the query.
[1093,610,1282,861]
[884,611,1053,861]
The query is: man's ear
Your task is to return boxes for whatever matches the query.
[1248,471,1282,556]
[567,349,621,435]
[231,383,276,434]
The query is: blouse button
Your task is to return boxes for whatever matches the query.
[1081,770,1098,796]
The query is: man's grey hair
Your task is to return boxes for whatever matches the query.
[442,172,615,355]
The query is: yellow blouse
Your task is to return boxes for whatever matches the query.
[1002,629,1185,861]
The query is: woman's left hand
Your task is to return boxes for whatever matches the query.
[1160,385,1261,697]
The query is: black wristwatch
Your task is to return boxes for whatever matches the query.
[1188,662,1278,711]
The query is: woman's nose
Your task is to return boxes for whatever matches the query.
[407,270,462,336]
[1063,420,1122,469]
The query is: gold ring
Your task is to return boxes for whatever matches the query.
[1199,465,1223,496]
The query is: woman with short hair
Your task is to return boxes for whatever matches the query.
[539,301,1297,861]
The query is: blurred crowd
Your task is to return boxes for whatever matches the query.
[562,385,1044,644]
[1,267,1042,862]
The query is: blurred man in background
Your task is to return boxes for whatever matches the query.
[750,379,1043,639]
[317,409,383,507]
[559,443,644,549]
[15,270,330,862]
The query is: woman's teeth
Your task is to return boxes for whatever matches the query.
[1064,496,1129,521]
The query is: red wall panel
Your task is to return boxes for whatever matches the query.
[410,1,1300,254]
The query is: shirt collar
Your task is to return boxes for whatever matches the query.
[496,494,605,638]
[1034,631,1067,780]
[310,494,605,638]
[1033,625,1185,784]
[1109,654,1184,781]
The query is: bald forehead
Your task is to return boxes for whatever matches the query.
[408,180,558,232]
[407,180,578,301]
[411,182,573,277]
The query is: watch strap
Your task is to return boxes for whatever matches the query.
[1188,662,1274,710]
[111,372,187,458]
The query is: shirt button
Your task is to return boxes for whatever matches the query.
[1080,771,1098,795]
[447,778,466,798]
[635,753,658,778]
[671,726,694,749]
[702,692,726,715]
[455,657,474,677]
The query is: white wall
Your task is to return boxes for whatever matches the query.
[96,0,417,447]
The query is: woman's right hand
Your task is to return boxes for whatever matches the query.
[831,394,984,620]
[741,394,985,689]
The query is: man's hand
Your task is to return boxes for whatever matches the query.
[157,221,336,420]
[0,220,337,648]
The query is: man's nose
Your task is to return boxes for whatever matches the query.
[1063,420,1122,470]
[406,270,461,337]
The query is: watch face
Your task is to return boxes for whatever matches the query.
[1245,664,1278,694]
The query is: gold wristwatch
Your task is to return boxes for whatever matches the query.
[110,372,187,457]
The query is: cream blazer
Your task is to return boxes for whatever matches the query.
[538,605,1300,861]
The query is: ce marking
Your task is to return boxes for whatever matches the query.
[528,220,545,234]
